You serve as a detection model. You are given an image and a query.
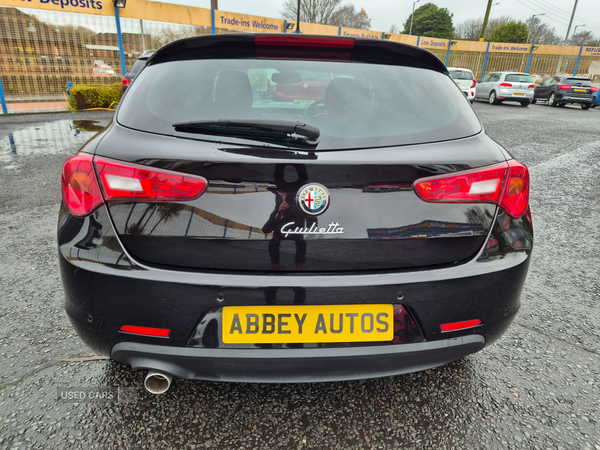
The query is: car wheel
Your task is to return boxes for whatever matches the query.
[489,91,499,105]
[581,103,591,110]
[548,92,557,107]
[530,99,537,104]
[520,101,530,107]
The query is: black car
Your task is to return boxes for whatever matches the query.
[532,75,597,109]
[59,34,533,393]
[122,49,155,92]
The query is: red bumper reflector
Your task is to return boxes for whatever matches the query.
[440,319,482,333]
[120,325,170,338]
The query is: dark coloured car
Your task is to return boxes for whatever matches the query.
[122,49,155,92]
[59,34,533,393]
[532,75,597,109]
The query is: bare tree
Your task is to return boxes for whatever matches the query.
[154,24,200,48]
[455,15,514,41]
[388,24,400,34]
[568,30,597,46]
[280,0,342,25]
[455,18,483,40]
[526,16,561,44]
[329,5,371,29]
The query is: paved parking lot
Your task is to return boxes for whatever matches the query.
[0,103,599,449]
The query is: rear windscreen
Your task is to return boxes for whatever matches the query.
[449,70,473,80]
[117,58,481,150]
[566,78,592,86]
[505,74,533,83]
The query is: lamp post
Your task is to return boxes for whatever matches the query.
[113,0,127,77]
[409,0,420,36]
[571,24,586,43]
[526,13,545,44]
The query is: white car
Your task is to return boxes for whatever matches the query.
[475,72,535,106]
[448,67,476,103]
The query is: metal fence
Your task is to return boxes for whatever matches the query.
[0,3,599,114]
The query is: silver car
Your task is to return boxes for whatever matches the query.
[475,72,535,106]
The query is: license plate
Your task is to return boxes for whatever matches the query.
[513,93,525,97]
[294,99,315,104]
[222,304,394,344]
[573,88,587,92]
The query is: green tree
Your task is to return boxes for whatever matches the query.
[402,3,454,39]
[487,21,528,43]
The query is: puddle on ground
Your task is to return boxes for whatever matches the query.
[1,119,109,168]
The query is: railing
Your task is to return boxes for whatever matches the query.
[0,1,598,113]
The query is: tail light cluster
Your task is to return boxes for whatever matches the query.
[470,80,477,89]
[62,153,208,217]
[591,87,598,92]
[499,82,512,87]
[559,84,571,90]
[122,76,132,86]
[413,160,530,219]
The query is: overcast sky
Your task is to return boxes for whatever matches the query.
[156,0,600,42]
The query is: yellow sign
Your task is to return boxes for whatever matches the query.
[215,10,283,33]
[0,0,113,16]
[419,37,449,49]
[222,304,394,344]
[340,27,381,39]
[489,42,531,53]
[583,46,600,56]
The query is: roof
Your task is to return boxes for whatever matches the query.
[148,33,448,74]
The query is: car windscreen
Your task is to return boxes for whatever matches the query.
[565,78,592,86]
[117,59,481,150]
[449,70,473,80]
[505,74,533,83]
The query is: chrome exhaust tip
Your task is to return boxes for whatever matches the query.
[144,371,173,394]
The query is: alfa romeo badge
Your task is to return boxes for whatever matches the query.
[297,184,330,216]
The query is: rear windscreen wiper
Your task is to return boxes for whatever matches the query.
[172,119,320,148]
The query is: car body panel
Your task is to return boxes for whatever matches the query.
[58,33,533,383]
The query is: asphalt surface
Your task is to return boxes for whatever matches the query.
[0,103,599,450]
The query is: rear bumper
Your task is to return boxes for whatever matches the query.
[58,204,532,382]
[556,94,594,104]
[111,335,485,383]
[497,89,533,101]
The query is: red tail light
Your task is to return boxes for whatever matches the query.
[499,82,512,87]
[255,35,355,61]
[559,84,571,90]
[500,160,529,219]
[62,153,104,217]
[62,155,209,217]
[470,79,477,89]
[528,84,535,89]
[94,157,208,202]
[413,160,530,219]
[255,35,355,48]
[122,76,132,86]
[591,86,598,92]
